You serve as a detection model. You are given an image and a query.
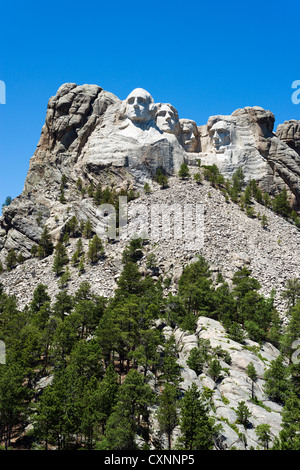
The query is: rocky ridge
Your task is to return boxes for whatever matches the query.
[1,172,299,316]
[1,83,300,450]
[2,83,300,268]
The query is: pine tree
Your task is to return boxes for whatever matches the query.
[235,401,252,428]
[281,278,300,311]
[232,167,245,192]
[186,347,205,375]
[83,219,93,239]
[193,172,202,184]
[104,370,154,450]
[52,242,69,276]
[272,187,291,218]
[37,226,54,259]
[87,234,104,264]
[143,182,151,194]
[78,255,85,276]
[156,383,179,450]
[263,355,290,404]
[71,238,84,266]
[243,185,252,205]
[246,362,258,399]
[155,168,168,188]
[0,363,28,450]
[177,382,216,450]
[277,394,300,450]
[178,162,190,179]
[160,336,182,386]
[93,183,103,205]
[5,249,18,271]
[208,358,222,382]
[255,423,272,450]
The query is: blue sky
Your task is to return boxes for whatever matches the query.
[0,0,299,206]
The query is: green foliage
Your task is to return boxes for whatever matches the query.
[276,394,300,450]
[246,205,255,218]
[243,185,252,205]
[186,347,205,375]
[71,238,84,266]
[261,214,268,229]
[208,358,222,382]
[255,423,272,450]
[156,383,179,450]
[281,278,300,311]
[143,182,152,194]
[5,249,18,271]
[87,234,104,264]
[272,187,291,218]
[160,336,182,387]
[37,226,54,259]
[0,363,29,449]
[202,164,224,187]
[52,241,69,276]
[263,355,291,404]
[122,238,144,264]
[178,256,214,317]
[177,383,216,450]
[0,241,294,451]
[235,401,252,428]
[64,216,79,238]
[155,168,169,188]
[83,219,93,239]
[193,172,202,184]
[232,167,245,192]
[2,196,12,210]
[104,369,154,450]
[178,162,190,179]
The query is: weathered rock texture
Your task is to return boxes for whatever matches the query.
[277,120,300,156]
[197,107,300,206]
[1,83,300,449]
[2,84,300,266]
[1,173,300,317]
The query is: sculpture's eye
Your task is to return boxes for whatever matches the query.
[127,97,135,104]
[137,97,147,104]
[158,111,166,117]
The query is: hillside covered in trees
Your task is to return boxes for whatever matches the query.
[0,236,300,450]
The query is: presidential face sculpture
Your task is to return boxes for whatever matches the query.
[210,120,231,153]
[179,119,199,152]
[156,103,179,134]
[124,88,155,124]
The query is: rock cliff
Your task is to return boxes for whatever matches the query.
[1,83,300,450]
[277,119,300,156]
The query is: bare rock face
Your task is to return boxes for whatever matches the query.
[276,120,300,156]
[0,84,189,264]
[2,83,300,267]
[77,89,186,183]
[195,106,300,205]
[24,83,119,193]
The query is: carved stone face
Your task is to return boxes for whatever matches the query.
[180,119,199,152]
[210,121,231,153]
[124,88,154,123]
[156,104,179,134]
